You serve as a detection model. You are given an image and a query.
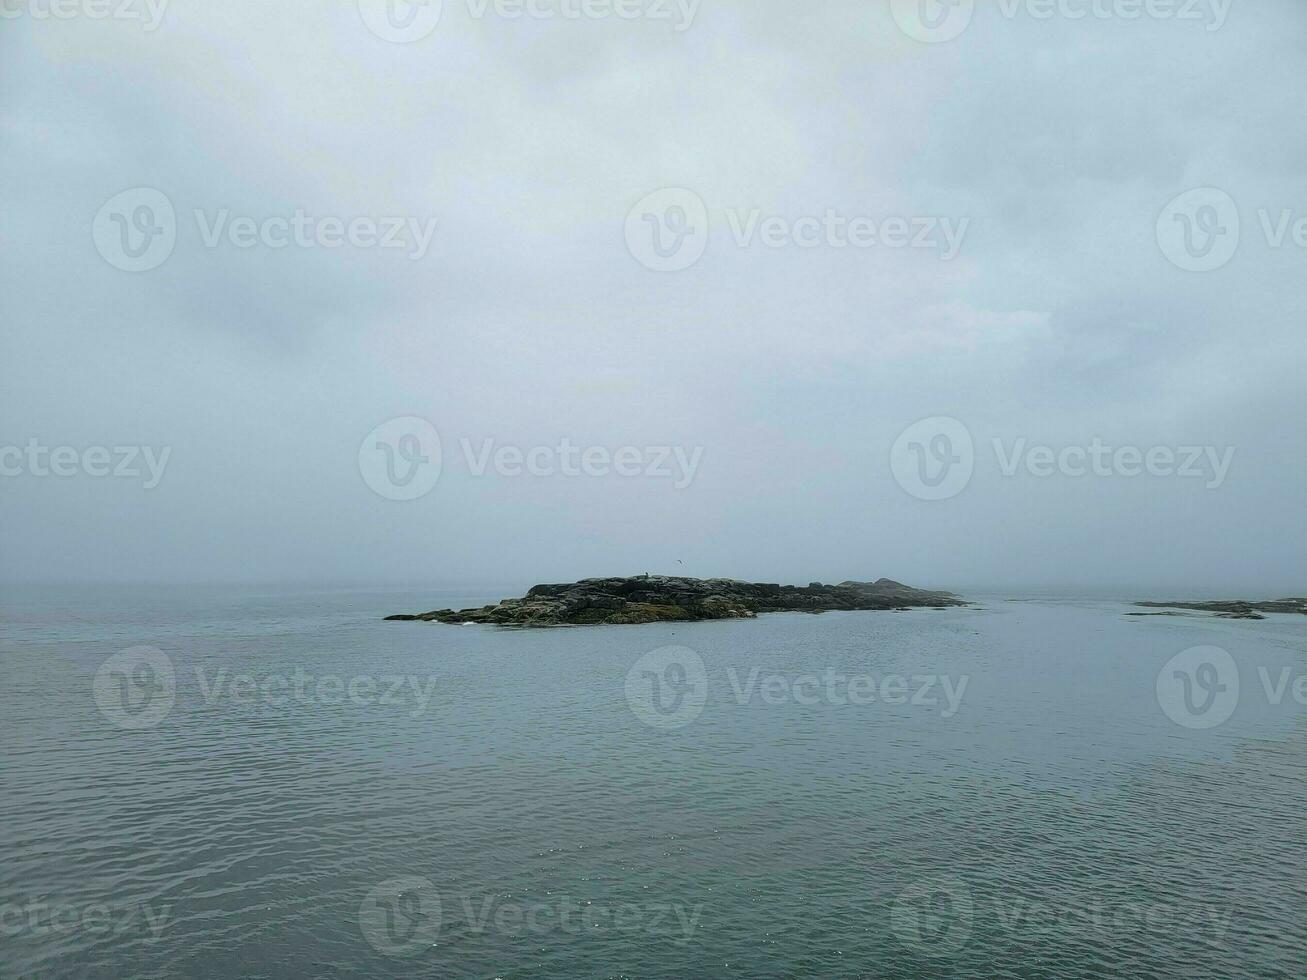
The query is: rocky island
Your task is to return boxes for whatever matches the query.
[387,575,965,628]
[1130,598,1307,621]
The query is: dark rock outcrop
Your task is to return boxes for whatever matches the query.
[387,575,964,628]
[1134,598,1307,620]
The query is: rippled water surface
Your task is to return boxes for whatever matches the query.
[2,585,1304,978]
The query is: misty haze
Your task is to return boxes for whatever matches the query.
[1,1,1304,977]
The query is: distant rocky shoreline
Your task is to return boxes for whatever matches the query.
[1129,598,1307,621]
[386,575,965,628]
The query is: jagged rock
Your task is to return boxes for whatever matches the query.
[387,575,964,628]
[1135,598,1306,619]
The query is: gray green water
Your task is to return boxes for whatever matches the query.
[1,586,1304,978]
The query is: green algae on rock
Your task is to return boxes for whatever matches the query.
[386,575,964,628]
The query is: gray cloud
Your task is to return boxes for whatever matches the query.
[1,0,1304,593]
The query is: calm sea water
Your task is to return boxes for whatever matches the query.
[2,585,1304,979]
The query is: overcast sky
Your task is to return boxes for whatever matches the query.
[2,0,1304,594]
